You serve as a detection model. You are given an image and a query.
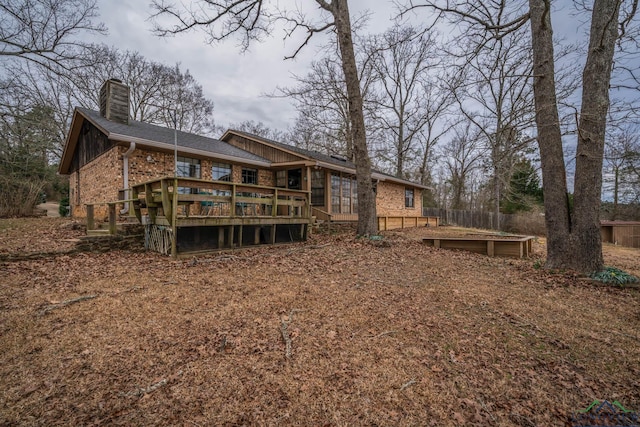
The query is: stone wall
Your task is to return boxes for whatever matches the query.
[376,181,423,217]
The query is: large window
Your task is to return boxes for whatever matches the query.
[242,168,258,185]
[311,170,325,206]
[212,162,231,181]
[330,173,358,214]
[177,156,201,194]
[177,156,201,178]
[405,188,415,208]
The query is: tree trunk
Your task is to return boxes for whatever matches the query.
[529,0,620,273]
[570,0,620,272]
[331,0,377,236]
[528,0,573,268]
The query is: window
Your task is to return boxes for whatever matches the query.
[330,173,357,214]
[311,170,325,206]
[341,175,351,214]
[331,174,341,213]
[176,156,201,194]
[176,156,201,178]
[212,162,231,181]
[405,188,415,208]
[242,168,258,185]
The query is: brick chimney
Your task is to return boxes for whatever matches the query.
[99,79,129,124]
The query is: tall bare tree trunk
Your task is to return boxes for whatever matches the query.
[571,0,620,272]
[529,0,620,273]
[330,0,377,236]
[528,0,573,268]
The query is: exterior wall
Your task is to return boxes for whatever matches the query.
[258,169,274,186]
[127,148,174,186]
[70,145,277,219]
[376,181,423,217]
[70,146,122,219]
[601,224,640,248]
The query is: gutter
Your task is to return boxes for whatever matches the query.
[120,142,136,214]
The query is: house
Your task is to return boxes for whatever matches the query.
[58,79,435,256]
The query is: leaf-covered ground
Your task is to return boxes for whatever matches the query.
[1,218,639,426]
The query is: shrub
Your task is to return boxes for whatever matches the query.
[590,267,639,286]
[59,197,70,217]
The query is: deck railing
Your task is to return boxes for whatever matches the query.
[130,177,311,226]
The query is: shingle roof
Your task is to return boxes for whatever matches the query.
[226,129,432,190]
[78,108,269,164]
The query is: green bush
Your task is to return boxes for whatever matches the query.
[590,267,639,286]
[59,197,70,217]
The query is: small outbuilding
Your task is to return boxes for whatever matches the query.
[600,221,640,249]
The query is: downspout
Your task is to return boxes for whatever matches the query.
[120,142,136,214]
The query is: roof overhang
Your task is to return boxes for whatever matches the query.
[107,132,271,168]
[58,109,272,175]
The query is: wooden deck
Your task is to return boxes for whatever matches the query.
[87,177,312,257]
[423,235,535,258]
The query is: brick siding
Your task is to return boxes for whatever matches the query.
[376,181,423,217]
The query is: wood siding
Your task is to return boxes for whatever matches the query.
[70,120,115,173]
[225,135,302,163]
[601,223,640,248]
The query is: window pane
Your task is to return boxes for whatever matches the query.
[212,162,231,181]
[331,174,340,213]
[242,168,257,185]
[176,156,201,178]
[276,170,286,187]
[405,188,414,208]
[311,170,325,206]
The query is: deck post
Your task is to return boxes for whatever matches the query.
[145,183,157,224]
[108,203,117,235]
[254,226,260,244]
[86,204,95,231]
[272,189,278,217]
[218,227,225,248]
[171,178,179,258]
[231,184,237,218]
[161,179,172,226]
[237,225,243,248]
[228,225,235,248]
[270,225,276,244]
[131,186,142,223]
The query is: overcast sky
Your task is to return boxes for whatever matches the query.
[91,0,401,132]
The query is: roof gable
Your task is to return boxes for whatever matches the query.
[59,108,271,174]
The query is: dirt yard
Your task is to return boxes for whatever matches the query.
[1,218,639,426]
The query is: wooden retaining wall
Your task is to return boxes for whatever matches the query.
[423,235,534,258]
[378,216,439,231]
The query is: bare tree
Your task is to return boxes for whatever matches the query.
[365,26,447,180]
[603,126,640,216]
[0,0,106,70]
[439,121,485,209]
[229,119,285,140]
[448,27,536,226]
[151,0,379,235]
[407,0,636,273]
[279,58,355,160]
